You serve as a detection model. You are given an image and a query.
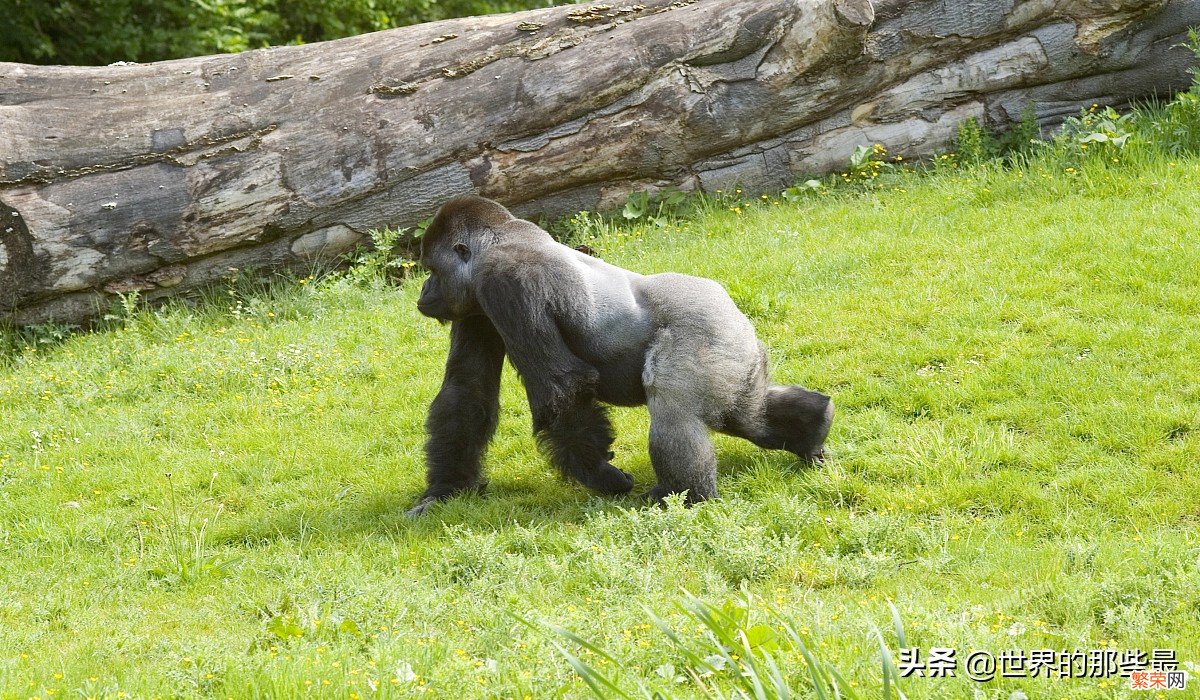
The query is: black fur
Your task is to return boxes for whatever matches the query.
[408,196,833,515]
[420,315,505,500]
[735,385,834,460]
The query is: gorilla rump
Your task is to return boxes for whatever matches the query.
[408,196,832,516]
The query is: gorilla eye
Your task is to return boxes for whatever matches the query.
[453,243,471,262]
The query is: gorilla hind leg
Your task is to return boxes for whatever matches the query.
[538,399,634,495]
[645,398,718,505]
[744,385,834,461]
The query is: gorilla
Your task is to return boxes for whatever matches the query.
[407,195,832,516]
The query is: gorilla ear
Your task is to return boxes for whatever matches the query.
[453,242,471,262]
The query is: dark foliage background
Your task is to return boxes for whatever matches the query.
[0,0,576,65]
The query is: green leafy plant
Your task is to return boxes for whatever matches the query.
[1056,106,1134,152]
[996,104,1043,158]
[410,215,434,240]
[345,226,415,287]
[1139,29,1200,155]
[102,290,143,328]
[1079,109,1133,149]
[782,179,823,201]
[840,143,908,189]
[622,191,651,221]
[849,144,875,172]
[526,590,910,699]
[149,471,240,584]
[259,597,364,646]
[622,188,691,226]
[1,319,85,365]
[553,209,613,250]
[1186,27,1200,90]
[955,117,997,164]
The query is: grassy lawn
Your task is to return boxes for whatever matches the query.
[1,149,1199,698]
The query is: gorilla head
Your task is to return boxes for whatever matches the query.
[415,197,511,321]
[408,196,832,516]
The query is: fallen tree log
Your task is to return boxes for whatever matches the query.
[2,0,1198,324]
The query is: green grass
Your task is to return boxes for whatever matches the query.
[3,142,1200,698]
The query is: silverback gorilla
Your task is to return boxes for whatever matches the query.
[407,196,833,516]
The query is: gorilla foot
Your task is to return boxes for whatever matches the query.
[576,463,634,495]
[404,496,443,518]
[405,480,488,518]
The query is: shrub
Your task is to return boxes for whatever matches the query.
[0,0,576,65]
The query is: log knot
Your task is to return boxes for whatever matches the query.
[369,81,420,97]
[102,265,187,294]
[0,203,42,311]
[567,4,646,23]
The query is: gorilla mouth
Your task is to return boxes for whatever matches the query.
[416,302,443,319]
[417,305,454,325]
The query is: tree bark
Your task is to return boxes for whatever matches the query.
[2,0,1198,324]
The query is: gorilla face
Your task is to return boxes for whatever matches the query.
[417,240,477,321]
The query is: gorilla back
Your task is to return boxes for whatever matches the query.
[408,195,833,516]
